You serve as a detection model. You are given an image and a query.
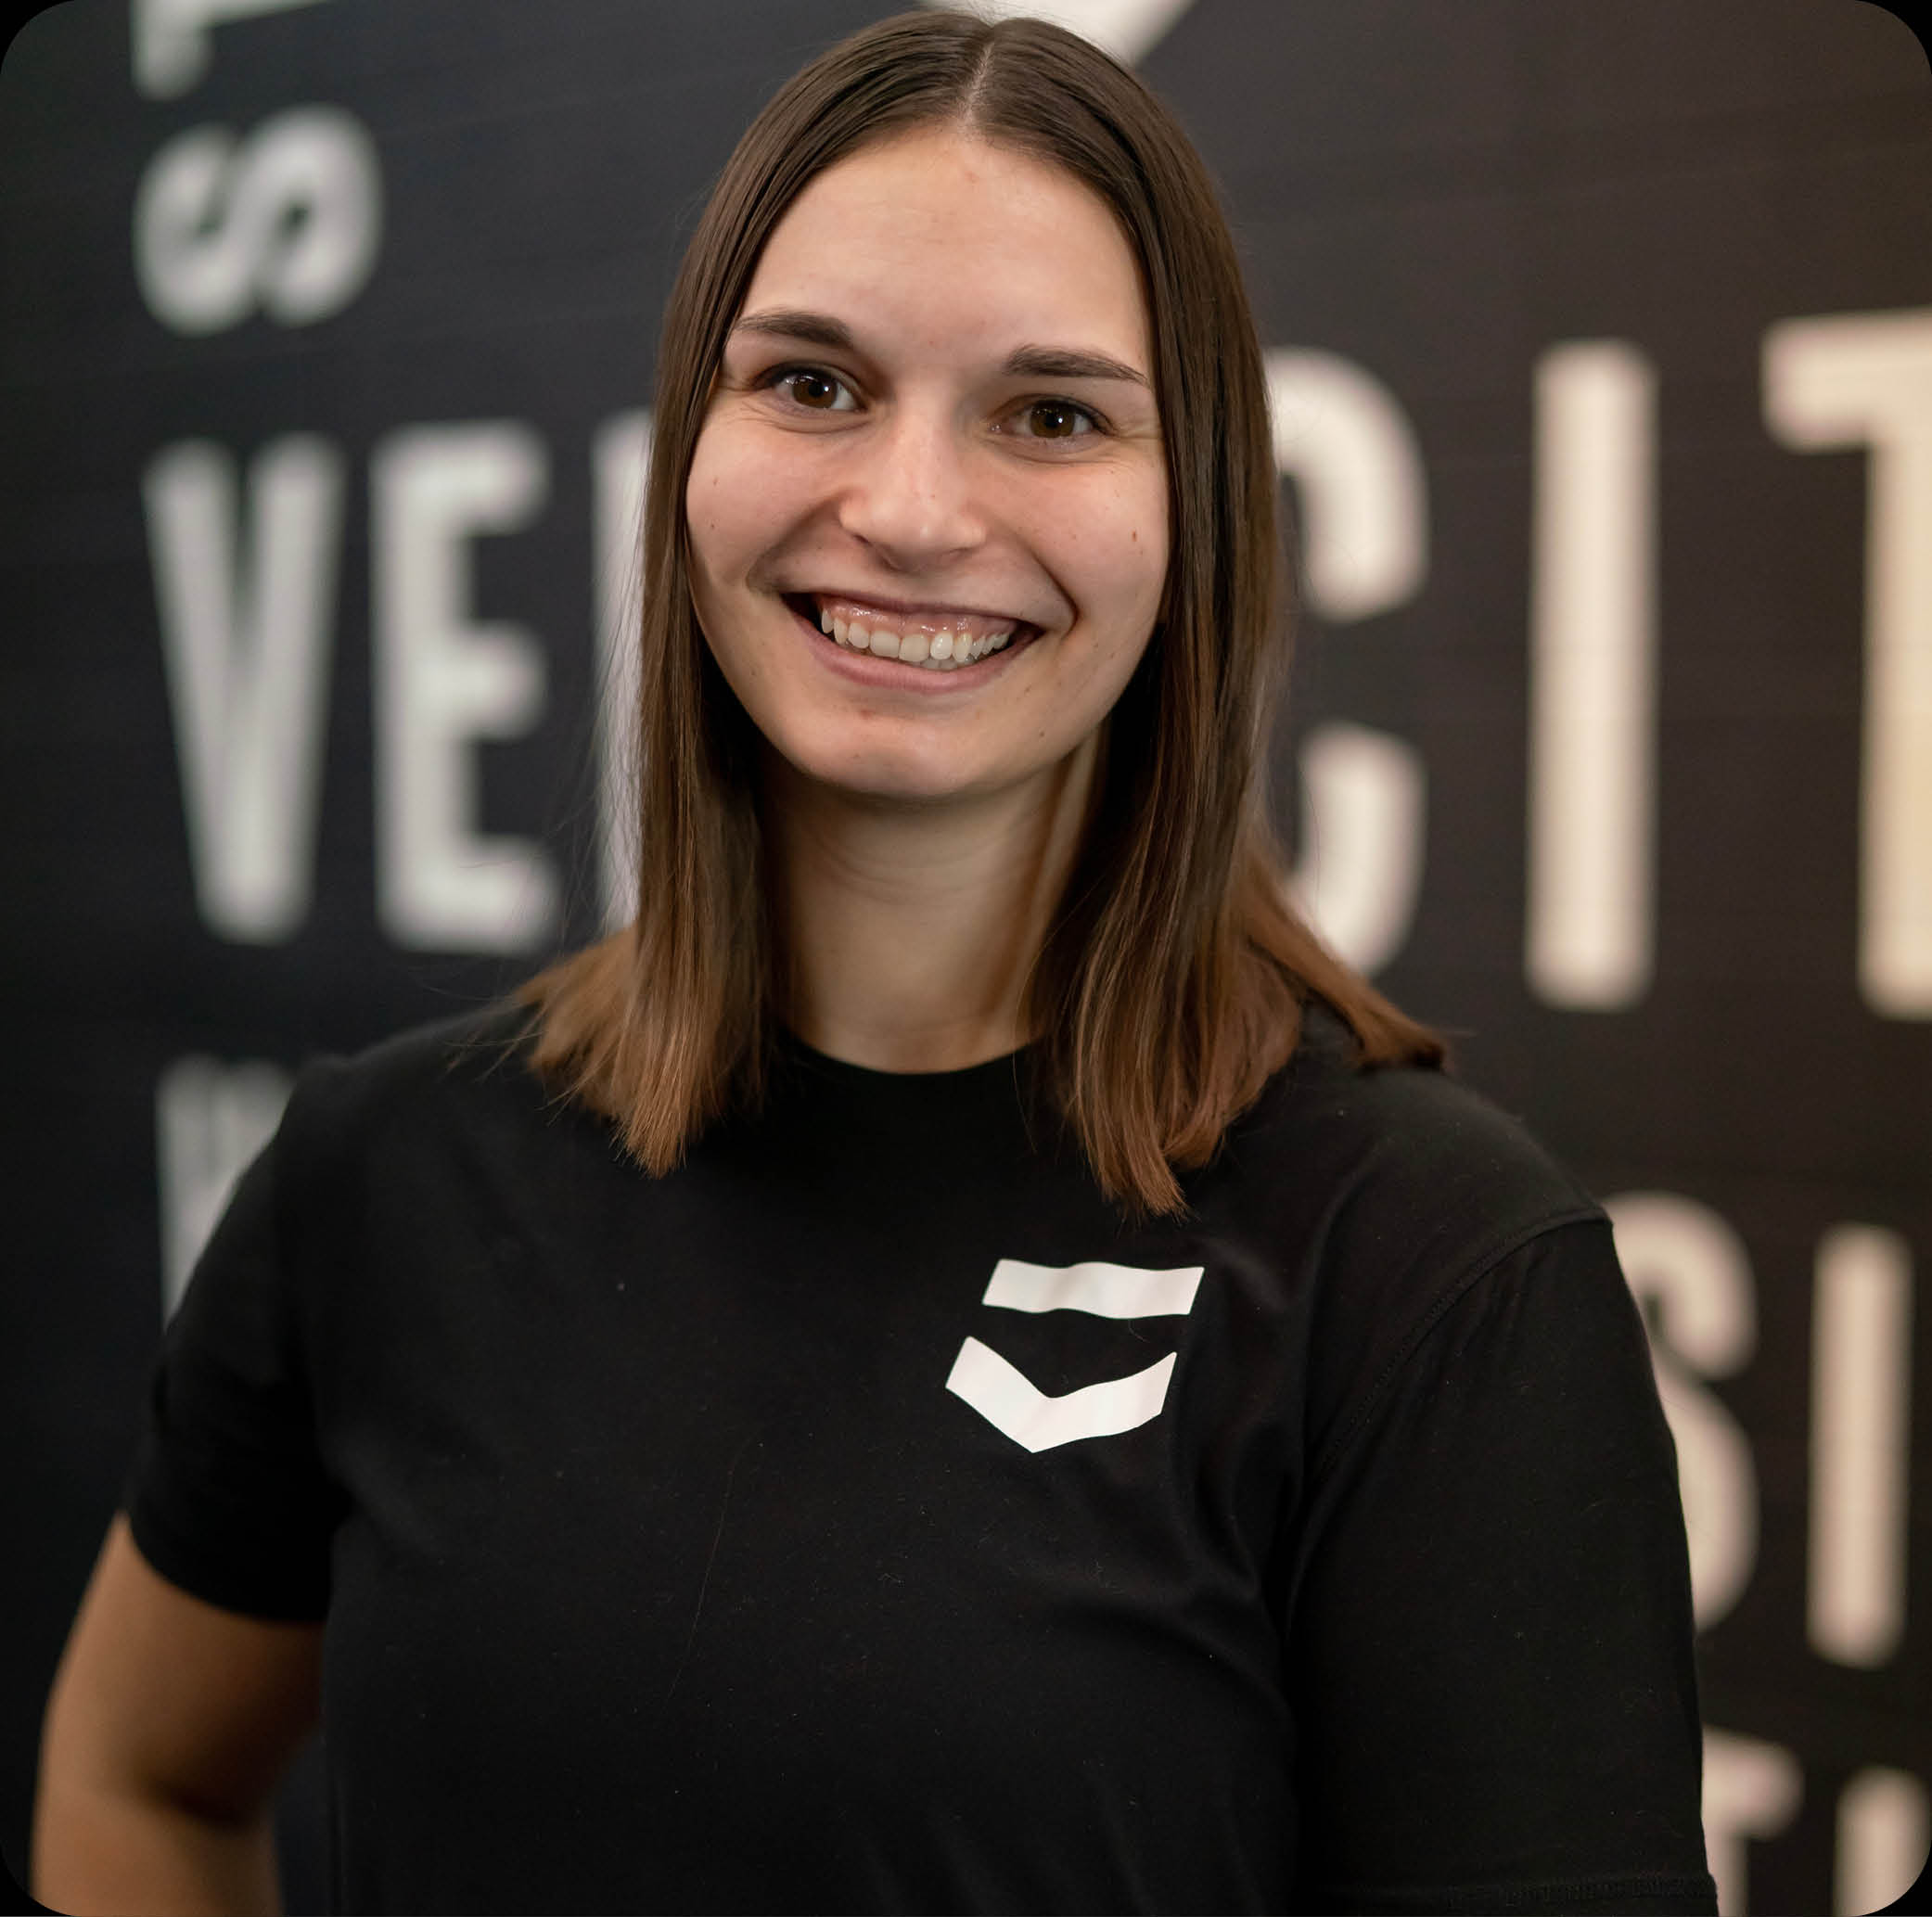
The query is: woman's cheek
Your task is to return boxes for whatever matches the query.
[734,448,828,581]
[689,422,778,560]
[1036,464,1165,579]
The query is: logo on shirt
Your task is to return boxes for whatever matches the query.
[944,1258,1204,1452]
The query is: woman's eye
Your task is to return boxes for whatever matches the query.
[771,367,854,412]
[1017,399,1098,441]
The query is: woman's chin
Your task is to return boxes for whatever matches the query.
[750,695,1098,816]
[771,756,994,812]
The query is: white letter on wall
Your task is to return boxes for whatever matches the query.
[1265,348,1430,974]
[592,410,649,931]
[1835,1767,1929,1917]
[1265,346,1428,622]
[1527,340,1657,1010]
[133,0,333,97]
[145,436,344,942]
[1809,1224,1913,1667]
[1293,722,1427,975]
[922,0,1196,65]
[155,1055,290,1320]
[134,109,382,335]
[1703,1730,1803,1917]
[1764,309,1932,1017]
[372,422,557,952]
[1606,1191,1758,1630]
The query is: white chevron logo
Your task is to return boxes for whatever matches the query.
[945,1258,1204,1452]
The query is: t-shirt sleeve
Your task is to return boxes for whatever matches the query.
[122,1106,343,1621]
[1286,1216,1718,1916]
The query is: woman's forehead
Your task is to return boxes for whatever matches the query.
[737,128,1152,376]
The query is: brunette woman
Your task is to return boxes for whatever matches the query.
[35,12,1715,1913]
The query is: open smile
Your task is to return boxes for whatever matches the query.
[782,593,1040,674]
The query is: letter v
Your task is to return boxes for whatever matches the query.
[145,435,344,941]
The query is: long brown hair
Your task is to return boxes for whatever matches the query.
[521,8,1442,1215]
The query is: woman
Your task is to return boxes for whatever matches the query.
[34,12,1716,1913]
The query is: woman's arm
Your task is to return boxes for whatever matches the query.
[32,1514,322,1917]
[1287,1217,1715,1914]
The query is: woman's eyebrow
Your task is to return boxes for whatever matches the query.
[1002,345,1150,388]
[731,310,1148,388]
[732,308,855,350]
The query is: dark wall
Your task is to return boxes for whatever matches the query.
[2,2,1927,1911]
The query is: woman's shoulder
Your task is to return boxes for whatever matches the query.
[272,1000,562,1180]
[1233,997,1603,1233]
[1209,1002,1622,1477]
[1199,999,1610,1366]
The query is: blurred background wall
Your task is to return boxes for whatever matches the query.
[1,1,1928,1911]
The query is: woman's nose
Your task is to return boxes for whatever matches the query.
[836,406,984,569]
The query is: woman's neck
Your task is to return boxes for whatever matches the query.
[760,743,1097,1073]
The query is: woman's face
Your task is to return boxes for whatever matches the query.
[685,126,1170,809]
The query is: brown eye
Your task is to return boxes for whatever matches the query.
[778,368,852,411]
[1024,400,1094,439]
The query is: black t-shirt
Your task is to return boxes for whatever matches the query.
[125,1003,1718,1915]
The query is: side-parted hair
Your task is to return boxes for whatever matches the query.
[521,7,1443,1215]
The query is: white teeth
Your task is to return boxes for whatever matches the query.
[812,601,1022,671]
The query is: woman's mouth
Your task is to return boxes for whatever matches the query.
[782,593,1035,673]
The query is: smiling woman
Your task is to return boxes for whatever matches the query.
[687,131,1168,795]
[34,12,1717,1917]
[523,9,1441,1203]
